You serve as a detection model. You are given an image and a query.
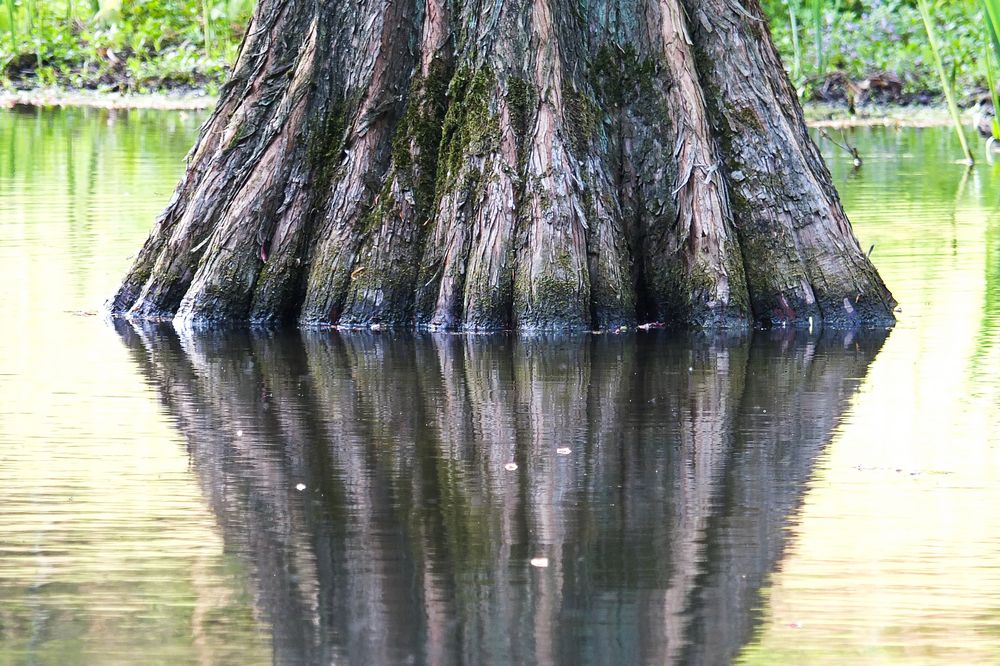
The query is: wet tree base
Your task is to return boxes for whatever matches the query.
[109,0,896,333]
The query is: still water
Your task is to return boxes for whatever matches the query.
[0,107,998,664]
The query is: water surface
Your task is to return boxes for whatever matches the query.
[0,108,998,664]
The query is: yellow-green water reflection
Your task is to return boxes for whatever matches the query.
[740,129,1000,664]
[0,107,270,663]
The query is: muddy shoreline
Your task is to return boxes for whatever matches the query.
[804,103,963,128]
[0,88,969,129]
[0,88,215,110]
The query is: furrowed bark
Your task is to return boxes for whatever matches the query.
[415,65,516,330]
[175,19,317,325]
[335,0,452,328]
[111,0,315,319]
[512,0,592,331]
[684,0,896,327]
[296,0,425,326]
[457,84,520,330]
[111,0,895,332]
[642,0,749,327]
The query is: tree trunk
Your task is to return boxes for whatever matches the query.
[110,0,895,331]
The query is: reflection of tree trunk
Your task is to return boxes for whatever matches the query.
[302,333,427,664]
[681,329,889,666]
[514,336,591,664]
[118,326,886,662]
[115,323,321,662]
[644,336,749,664]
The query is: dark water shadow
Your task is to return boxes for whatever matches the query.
[115,323,887,665]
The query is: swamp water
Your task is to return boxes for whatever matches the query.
[0,107,998,664]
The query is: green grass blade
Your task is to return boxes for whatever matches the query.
[982,0,1000,63]
[788,0,803,83]
[812,0,824,74]
[4,0,16,48]
[981,0,1000,141]
[202,0,213,58]
[23,0,32,35]
[986,46,1000,140]
[918,0,975,163]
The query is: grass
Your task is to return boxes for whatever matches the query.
[765,0,991,104]
[0,0,996,106]
[0,0,252,93]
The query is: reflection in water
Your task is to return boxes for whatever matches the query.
[5,108,999,662]
[0,110,1000,666]
[118,325,885,664]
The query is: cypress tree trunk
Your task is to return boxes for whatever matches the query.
[110,0,895,331]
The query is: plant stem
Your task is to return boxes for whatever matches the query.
[812,0,824,74]
[982,0,1000,139]
[4,0,16,48]
[788,0,803,82]
[918,0,975,164]
[202,0,212,58]
[986,45,1000,140]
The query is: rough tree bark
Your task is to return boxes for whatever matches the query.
[110,0,895,331]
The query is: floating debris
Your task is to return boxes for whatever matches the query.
[530,557,549,568]
[295,483,306,491]
[504,463,518,471]
[556,447,571,455]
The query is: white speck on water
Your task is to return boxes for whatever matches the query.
[504,463,518,471]
[530,557,549,568]
[236,430,243,437]
[295,483,306,491]
[688,367,694,372]
[556,447,571,455]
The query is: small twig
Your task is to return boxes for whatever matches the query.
[820,129,863,167]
